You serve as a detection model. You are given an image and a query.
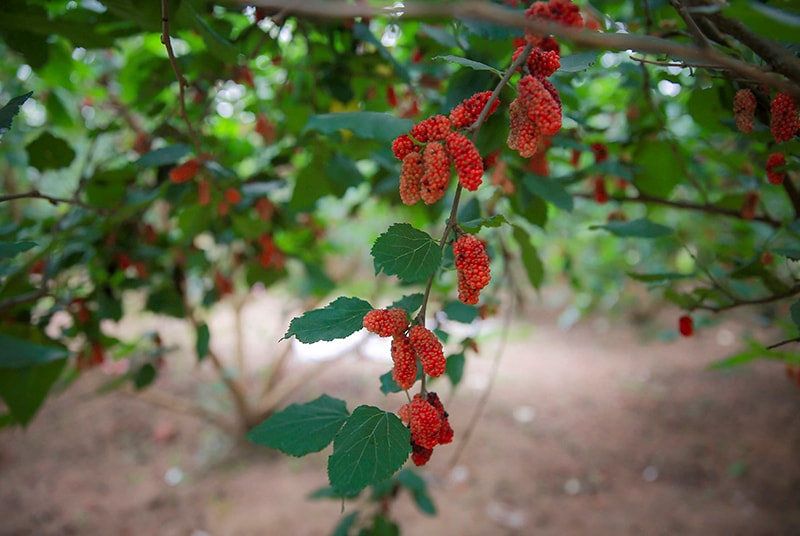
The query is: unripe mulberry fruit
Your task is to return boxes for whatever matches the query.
[770,93,799,143]
[399,152,424,205]
[420,142,451,204]
[449,91,500,129]
[392,134,417,160]
[363,307,409,337]
[445,131,484,191]
[679,315,693,337]
[766,152,787,185]
[453,234,491,305]
[733,89,756,134]
[408,325,446,377]
[408,395,442,449]
[391,334,418,390]
[410,114,452,143]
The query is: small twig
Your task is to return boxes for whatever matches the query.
[766,337,800,350]
[629,55,722,70]
[161,0,203,155]
[693,283,800,313]
[670,0,711,49]
[573,192,782,229]
[0,190,100,211]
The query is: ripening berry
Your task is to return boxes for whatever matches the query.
[426,392,454,444]
[392,134,417,160]
[570,148,581,167]
[513,46,560,77]
[399,152,424,205]
[733,89,756,134]
[408,395,443,449]
[760,251,774,265]
[217,200,230,216]
[507,99,541,158]
[679,315,693,337]
[591,142,608,163]
[169,158,200,183]
[363,308,409,337]
[449,91,500,130]
[528,148,550,177]
[410,114,452,143]
[594,177,608,204]
[225,188,242,204]
[386,86,398,107]
[445,131,484,191]
[740,190,760,220]
[411,443,433,466]
[255,198,276,221]
[770,93,799,143]
[766,152,787,185]
[453,233,491,305]
[411,47,424,63]
[197,179,211,206]
[520,75,562,136]
[420,142,451,204]
[391,334,418,390]
[408,325,446,377]
[525,0,583,44]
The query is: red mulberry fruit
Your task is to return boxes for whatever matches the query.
[399,152,424,205]
[363,307,409,337]
[453,234,491,305]
[408,395,442,449]
[391,334,418,390]
[420,142,451,204]
[449,91,500,130]
[766,152,787,185]
[507,99,541,158]
[771,93,799,143]
[410,114,452,143]
[408,325,446,378]
[445,131,484,191]
[411,443,434,466]
[679,315,693,337]
[733,89,756,134]
[392,134,417,160]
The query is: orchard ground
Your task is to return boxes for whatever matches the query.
[2,291,800,535]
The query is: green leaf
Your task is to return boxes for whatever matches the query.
[443,301,479,323]
[773,248,800,261]
[0,333,70,368]
[633,141,681,198]
[371,223,442,283]
[368,515,400,536]
[332,512,359,536]
[389,293,424,317]
[459,214,508,233]
[0,240,36,259]
[327,405,411,495]
[145,287,185,318]
[627,271,693,283]
[246,394,350,457]
[445,352,465,388]
[26,132,76,170]
[136,144,193,167]
[284,297,373,344]
[0,91,33,134]
[0,358,67,426]
[195,322,210,362]
[592,218,674,238]
[132,363,157,390]
[396,469,437,515]
[557,51,598,73]
[303,113,414,143]
[512,226,544,289]
[791,300,800,332]
[523,174,573,212]
[433,55,502,75]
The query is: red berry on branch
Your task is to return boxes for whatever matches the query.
[411,443,434,466]
[733,89,756,134]
[408,325,446,377]
[392,134,417,160]
[419,141,451,204]
[410,114,452,143]
[766,152,787,185]
[408,394,442,449]
[391,334,418,390]
[386,86,398,108]
[448,91,500,130]
[169,158,200,183]
[593,177,608,204]
[453,233,491,305]
[679,315,694,337]
[770,92,799,143]
[399,151,424,205]
[445,131,484,191]
[363,308,409,337]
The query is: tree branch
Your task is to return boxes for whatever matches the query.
[574,191,783,229]
[693,283,800,313]
[0,190,100,211]
[244,0,800,99]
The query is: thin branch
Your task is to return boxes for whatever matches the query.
[766,337,800,350]
[244,0,800,99]
[573,191,783,229]
[0,288,49,312]
[161,0,203,155]
[0,190,100,211]
[694,283,800,313]
[629,55,720,70]
[669,0,711,49]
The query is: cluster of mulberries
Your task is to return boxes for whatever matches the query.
[508,75,562,157]
[733,89,756,134]
[364,311,447,389]
[453,233,491,305]
[393,95,501,203]
[524,0,584,46]
[398,392,453,466]
[766,152,787,185]
[770,92,799,144]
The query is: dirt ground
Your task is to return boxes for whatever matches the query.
[2,299,800,536]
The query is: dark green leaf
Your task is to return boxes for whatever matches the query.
[0,333,70,369]
[195,323,210,362]
[633,141,681,198]
[145,287,185,318]
[26,132,76,170]
[773,248,800,261]
[459,214,508,233]
[332,512,359,536]
[445,352,465,388]
[368,515,400,536]
[284,297,373,343]
[396,469,437,515]
[433,55,501,74]
[136,144,193,167]
[371,223,442,282]
[389,293,424,317]
[443,301,479,323]
[246,394,350,456]
[0,91,33,134]
[523,174,574,212]
[0,358,67,426]
[592,218,674,238]
[303,113,414,143]
[328,405,411,495]
[133,363,157,390]
[0,241,36,259]
[627,271,693,283]
[512,226,544,289]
